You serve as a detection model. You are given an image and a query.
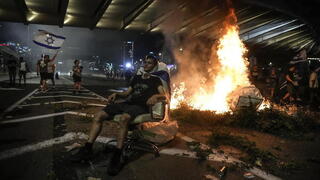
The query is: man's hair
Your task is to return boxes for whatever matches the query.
[19,57,23,61]
[74,59,79,64]
[44,55,49,58]
[145,54,158,62]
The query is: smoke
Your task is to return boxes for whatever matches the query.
[158,0,226,96]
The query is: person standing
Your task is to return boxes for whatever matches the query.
[281,65,299,104]
[309,66,319,109]
[72,60,83,94]
[18,57,28,87]
[37,55,48,92]
[47,60,56,89]
[7,55,17,86]
[37,52,58,92]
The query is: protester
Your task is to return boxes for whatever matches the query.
[7,55,17,86]
[309,66,319,109]
[281,65,299,104]
[37,52,58,92]
[268,67,278,100]
[70,55,167,176]
[18,57,28,87]
[72,60,83,94]
[47,59,56,89]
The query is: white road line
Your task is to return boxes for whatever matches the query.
[61,76,107,101]
[0,132,78,160]
[176,133,281,180]
[41,91,92,95]
[0,111,94,124]
[0,131,281,180]
[0,132,114,160]
[30,95,101,100]
[3,88,38,113]
[0,87,24,90]
[18,100,105,108]
[0,112,68,124]
[82,87,107,101]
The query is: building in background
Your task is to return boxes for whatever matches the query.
[123,41,134,69]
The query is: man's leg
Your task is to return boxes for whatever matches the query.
[12,70,16,85]
[9,70,13,85]
[70,111,109,162]
[88,111,109,143]
[23,72,26,86]
[107,113,132,176]
[116,113,131,149]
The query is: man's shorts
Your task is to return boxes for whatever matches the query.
[73,75,82,82]
[40,72,48,81]
[103,102,148,120]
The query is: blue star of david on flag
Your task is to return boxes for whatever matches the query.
[33,30,66,49]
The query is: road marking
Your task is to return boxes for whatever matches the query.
[0,111,94,124]
[60,76,107,101]
[0,132,281,180]
[2,88,38,114]
[0,87,24,90]
[30,95,101,100]
[18,100,105,108]
[0,132,78,160]
[39,91,92,95]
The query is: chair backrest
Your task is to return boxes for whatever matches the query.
[131,62,171,123]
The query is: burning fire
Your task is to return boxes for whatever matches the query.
[171,8,263,113]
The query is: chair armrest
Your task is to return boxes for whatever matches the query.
[150,100,168,121]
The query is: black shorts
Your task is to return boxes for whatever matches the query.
[73,75,81,82]
[103,102,148,119]
[40,72,48,81]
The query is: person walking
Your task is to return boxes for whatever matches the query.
[7,55,17,86]
[72,60,83,94]
[18,57,28,87]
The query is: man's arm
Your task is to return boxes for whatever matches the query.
[50,51,59,62]
[285,74,294,84]
[146,85,167,105]
[107,87,133,102]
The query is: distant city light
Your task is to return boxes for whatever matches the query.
[125,62,132,68]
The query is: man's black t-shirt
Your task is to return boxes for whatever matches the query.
[128,75,162,108]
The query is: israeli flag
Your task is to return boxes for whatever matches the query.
[33,30,65,49]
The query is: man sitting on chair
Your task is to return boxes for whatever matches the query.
[71,55,167,175]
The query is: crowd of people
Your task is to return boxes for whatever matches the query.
[250,49,320,110]
[5,55,30,87]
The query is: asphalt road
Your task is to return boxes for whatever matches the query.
[0,75,273,180]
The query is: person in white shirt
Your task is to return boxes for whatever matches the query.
[18,57,28,87]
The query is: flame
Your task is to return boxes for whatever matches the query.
[171,8,264,113]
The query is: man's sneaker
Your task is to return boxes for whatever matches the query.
[70,146,93,162]
[107,148,124,176]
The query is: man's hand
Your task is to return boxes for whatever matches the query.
[293,81,298,86]
[107,93,117,103]
[146,95,158,106]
